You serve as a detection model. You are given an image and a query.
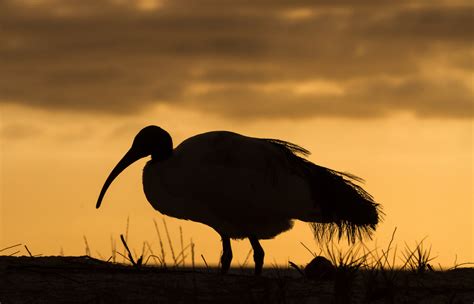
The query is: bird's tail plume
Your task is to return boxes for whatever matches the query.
[307,165,383,243]
[262,138,383,243]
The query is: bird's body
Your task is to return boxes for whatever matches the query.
[96,126,382,275]
[143,131,319,239]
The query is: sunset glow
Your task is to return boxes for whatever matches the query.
[0,0,472,267]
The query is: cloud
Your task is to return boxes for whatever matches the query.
[0,122,44,140]
[0,0,472,119]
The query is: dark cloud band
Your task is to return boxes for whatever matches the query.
[1,0,472,119]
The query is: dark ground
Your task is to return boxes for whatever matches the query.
[0,256,473,303]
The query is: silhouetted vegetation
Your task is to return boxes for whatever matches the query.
[1,225,473,303]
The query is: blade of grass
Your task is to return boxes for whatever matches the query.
[123,216,130,263]
[0,243,22,253]
[162,218,177,266]
[25,245,33,257]
[83,235,91,256]
[120,234,136,266]
[201,254,209,272]
[153,219,167,267]
[191,238,195,271]
[180,226,185,267]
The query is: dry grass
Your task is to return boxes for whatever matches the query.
[2,223,474,303]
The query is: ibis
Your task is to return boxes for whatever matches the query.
[96,126,382,275]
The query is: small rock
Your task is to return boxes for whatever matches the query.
[304,256,335,280]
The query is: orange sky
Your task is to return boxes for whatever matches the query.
[0,0,473,267]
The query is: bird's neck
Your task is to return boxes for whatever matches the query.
[151,149,173,162]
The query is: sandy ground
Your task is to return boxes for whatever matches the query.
[0,256,473,303]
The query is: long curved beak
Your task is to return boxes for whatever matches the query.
[96,148,144,209]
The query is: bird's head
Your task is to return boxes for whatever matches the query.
[96,125,172,209]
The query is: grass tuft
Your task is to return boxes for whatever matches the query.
[402,237,436,274]
[324,241,367,304]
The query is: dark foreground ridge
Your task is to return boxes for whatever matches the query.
[1,256,473,303]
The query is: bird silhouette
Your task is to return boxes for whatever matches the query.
[96,125,382,275]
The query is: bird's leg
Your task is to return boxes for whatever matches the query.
[220,235,232,274]
[249,237,264,275]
